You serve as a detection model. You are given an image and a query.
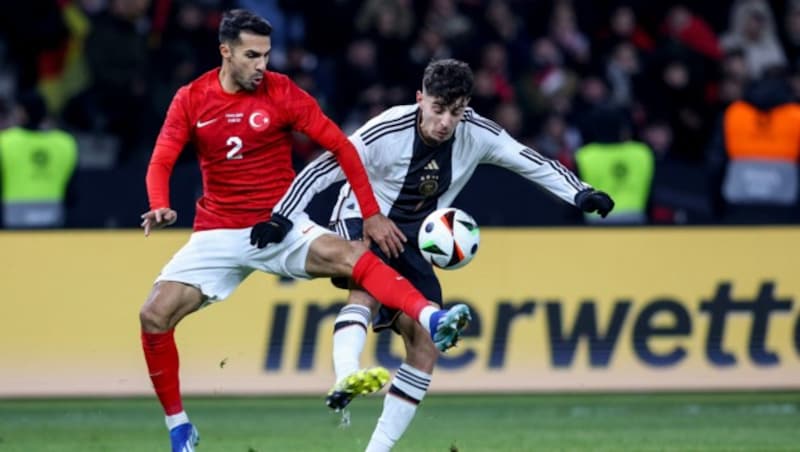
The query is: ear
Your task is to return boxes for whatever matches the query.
[415,90,423,104]
[220,43,231,59]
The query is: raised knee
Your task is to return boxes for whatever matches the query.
[139,303,169,332]
[139,287,175,332]
[138,282,201,332]
[341,240,369,271]
[349,240,369,261]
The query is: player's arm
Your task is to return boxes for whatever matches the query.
[251,150,350,249]
[142,86,191,235]
[272,128,385,219]
[480,126,614,217]
[272,150,347,218]
[284,83,405,256]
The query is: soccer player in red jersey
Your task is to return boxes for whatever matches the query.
[138,10,471,452]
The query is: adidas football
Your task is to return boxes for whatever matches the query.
[418,207,480,270]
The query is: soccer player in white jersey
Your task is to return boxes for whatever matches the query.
[267,59,614,451]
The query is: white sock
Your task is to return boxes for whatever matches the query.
[418,306,438,334]
[165,411,189,430]
[332,304,370,381]
[366,364,432,451]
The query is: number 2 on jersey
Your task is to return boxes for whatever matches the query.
[226,136,243,160]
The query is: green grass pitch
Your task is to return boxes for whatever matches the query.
[0,392,798,451]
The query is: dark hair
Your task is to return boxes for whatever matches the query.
[218,9,272,44]
[422,59,474,106]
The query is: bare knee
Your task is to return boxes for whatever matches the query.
[140,282,203,333]
[342,240,369,271]
[306,235,369,277]
[140,304,168,333]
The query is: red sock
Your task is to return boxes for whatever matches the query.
[141,329,183,415]
[351,251,430,320]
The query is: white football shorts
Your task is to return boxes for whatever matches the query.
[155,212,333,303]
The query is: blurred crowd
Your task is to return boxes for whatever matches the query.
[0,0,798,228]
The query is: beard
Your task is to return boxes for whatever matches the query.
[235,74,257,92]
[232,67,261,92]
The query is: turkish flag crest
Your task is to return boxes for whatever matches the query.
[248,110,271,131]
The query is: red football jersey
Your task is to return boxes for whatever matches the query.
[146,68,378,231]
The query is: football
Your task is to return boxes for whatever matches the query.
[418,207,480,270]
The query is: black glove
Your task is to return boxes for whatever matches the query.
[574,189,615,218]
[250,213,293,248]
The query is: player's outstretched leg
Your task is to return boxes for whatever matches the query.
[348,251,472,350]
[326,366,391,412]
[307,239,474,346]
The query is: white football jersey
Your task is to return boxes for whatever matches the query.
[273,104,590,233]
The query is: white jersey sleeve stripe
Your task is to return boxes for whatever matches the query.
[552,159,585,190]
[278,153,337,213]
[273,152,342,217]
[520,147,585,190]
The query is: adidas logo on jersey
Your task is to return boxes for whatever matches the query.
[424,160,440,171]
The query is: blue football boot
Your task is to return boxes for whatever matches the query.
[170,423,199,452]
[430,304,472,351]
